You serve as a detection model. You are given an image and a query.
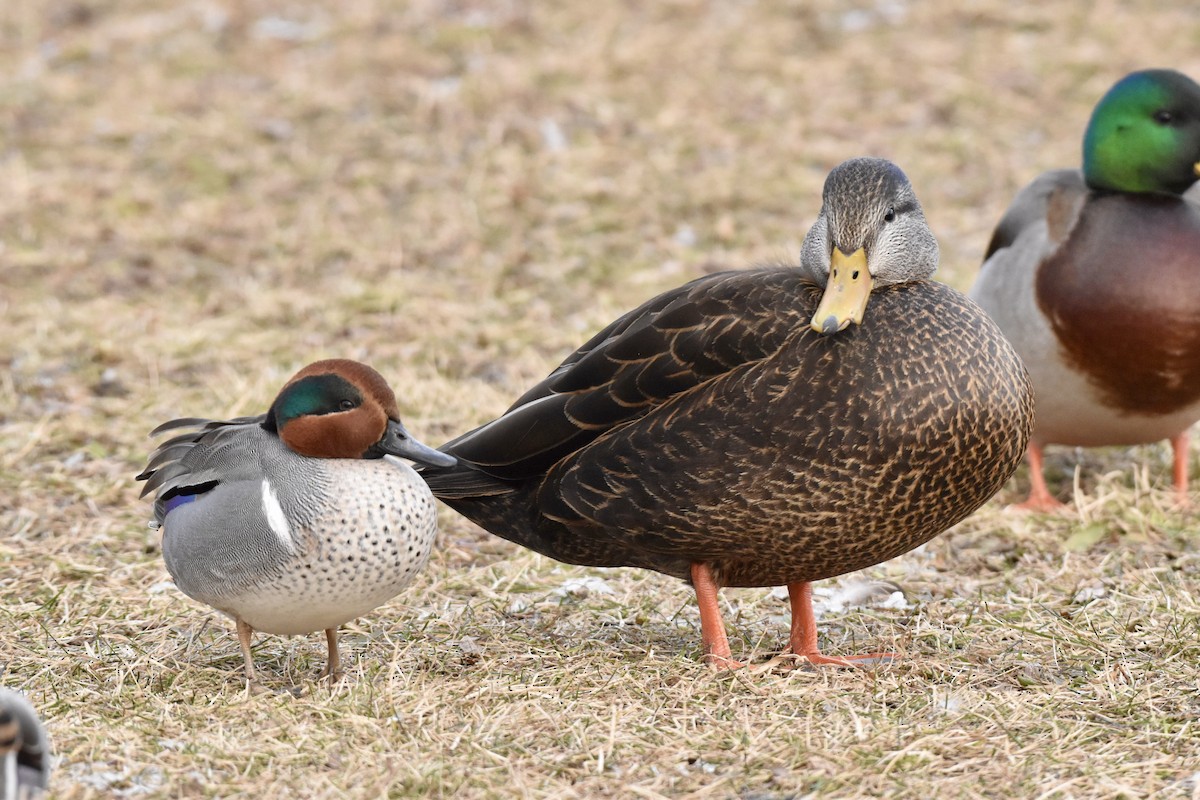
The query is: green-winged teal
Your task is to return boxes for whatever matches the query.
[0,689,49,799]
[138,359,454,683]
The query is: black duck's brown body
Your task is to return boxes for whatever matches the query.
[426,268,1034,588]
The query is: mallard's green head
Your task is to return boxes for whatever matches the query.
[1082,69,1200,195]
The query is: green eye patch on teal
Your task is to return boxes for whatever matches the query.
[266,374,363,430]
[1082,69,1200,195]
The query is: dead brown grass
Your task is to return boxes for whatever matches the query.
[3,0,1200,797]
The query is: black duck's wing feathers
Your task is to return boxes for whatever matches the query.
[443,268,812,482]
[430,279,705,461]
[415,468,513,499]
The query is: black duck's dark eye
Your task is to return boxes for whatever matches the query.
[1154,109,1175,125]
[883,206,896,223]
[339,399,356,411]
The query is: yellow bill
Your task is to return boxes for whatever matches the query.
[810,247,873,335]
[1194,160,1200,178]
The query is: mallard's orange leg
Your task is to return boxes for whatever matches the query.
[236,618,257,684]
[787,582,893,667]
[691,563,743,670]
[1171,431,1191,507]
[1014,443,1065,512]
[320,628,342,682]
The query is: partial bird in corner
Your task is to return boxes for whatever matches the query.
[138,359,455,685]
[970,69,1200,512]
[0,689,49,799]
[421,157,1034,669]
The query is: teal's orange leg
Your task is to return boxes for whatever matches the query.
[1015,443,1065,512]
[690,563,744,670]
[787,581,893,667]
[236,618,258,684]
[321,628,342,682]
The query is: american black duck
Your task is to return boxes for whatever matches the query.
[424,157,1034,668]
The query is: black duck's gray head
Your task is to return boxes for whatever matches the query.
[800,157,940,335]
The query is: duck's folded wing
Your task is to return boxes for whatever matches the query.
[1185,181,1200,206]
[137,416,270,513]
[535,341,798,558]
[982,169,1087,260]
[443,268,811,481]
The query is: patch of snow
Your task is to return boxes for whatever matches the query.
[1072,585,1106,604]
[253,16,325,42]
[539,118,568,153]
[553,577,614,599]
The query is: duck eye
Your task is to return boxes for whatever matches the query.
[1154,109,1175,125]
[883,207,896,223]
[339,399,356,412]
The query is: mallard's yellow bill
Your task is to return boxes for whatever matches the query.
[1194,161,1200,178]
[810,248,872,335]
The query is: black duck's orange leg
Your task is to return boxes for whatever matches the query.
[690,563,743,670]
[786,581,893,668]
[1015,443,1065,512]
[1170,431,1190,507]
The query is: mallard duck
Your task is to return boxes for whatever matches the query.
[970,69,1200,511]
[0,689,49,799]
[137,359,455,683]
[422,157,1034,668]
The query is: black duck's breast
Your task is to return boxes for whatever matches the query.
[610,280,1031,587]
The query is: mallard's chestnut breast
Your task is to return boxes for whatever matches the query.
[1036,194,1200,416]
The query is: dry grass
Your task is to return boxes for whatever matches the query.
[3,0,1200,797]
